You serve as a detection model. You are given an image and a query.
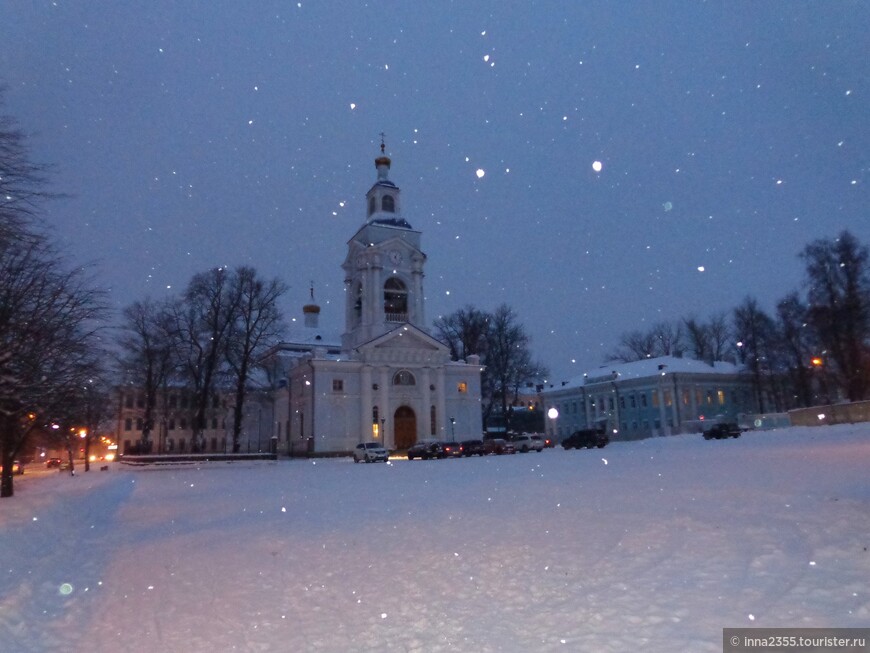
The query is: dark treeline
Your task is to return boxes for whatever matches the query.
[607,230,870,411]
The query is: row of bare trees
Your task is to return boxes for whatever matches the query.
[434,304,549,430]
[117,266,287,454]
[1,97,110,497]
[608,230,870,411]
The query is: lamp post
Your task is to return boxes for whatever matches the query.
[547,407,559,444]
[449,417,456,441]
[380,417,386,446]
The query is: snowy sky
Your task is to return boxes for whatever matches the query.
[2,2,867,380]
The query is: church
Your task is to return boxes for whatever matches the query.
[261,147,484,456]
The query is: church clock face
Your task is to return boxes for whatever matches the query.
[389,249,402,264]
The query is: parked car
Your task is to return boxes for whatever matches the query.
[512,434,545,453]
[407,440,444,460]
[441,441,464,458]
[460,439,486,456]
[1,460,24,475]
[45,457,63,468]
[703,423,742,440]
[562,428,609,449]
[483,438,515,455]
[353,442,389,463]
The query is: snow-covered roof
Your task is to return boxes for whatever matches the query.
[544,356,743,393]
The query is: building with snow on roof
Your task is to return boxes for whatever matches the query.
[540,356,753,442]
[260,146,483,456]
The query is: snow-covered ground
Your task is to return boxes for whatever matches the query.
[2,424,869,652]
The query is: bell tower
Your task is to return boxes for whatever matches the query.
[341,143,427,351]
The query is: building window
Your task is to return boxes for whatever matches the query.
[211,417,218,429]
[368,195,376,216]
[136,418,143,431]
[608,397,614,410]
[640,393,648,408]
[382,195,395,212]
[664,389,673,406]
[682,389,690,406]
[124,418,132,431]
[393,370,416,386]
[619,396,625,409]
[124,394,133,408]
[169,394,177,408]
[457,382,467,393]
[706,390,714,405]
[718,389,726,405]
[169,419,175,430]
[629,395,636,408]
[333,379,344,392]
[180,418,187,430]
[384,277,408,320]
[136,394,145,409]
[372,405,379,425]
[652,390,659,407]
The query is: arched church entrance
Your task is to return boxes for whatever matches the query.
[393,406,417,450]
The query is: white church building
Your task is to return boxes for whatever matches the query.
[261,148,483,456]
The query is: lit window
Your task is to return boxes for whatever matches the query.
[457,382,467,393]
[718,390,726,405]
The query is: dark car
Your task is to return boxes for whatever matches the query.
[45,457,63,468]
[703,422,742,440]
[483,438,515,455]
[460,439,486,456]
[441,441,464,457]
[562,428,609,449]
[407,440,444,460]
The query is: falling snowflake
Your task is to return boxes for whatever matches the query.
[476,169,485,178]
[592,161,602,172]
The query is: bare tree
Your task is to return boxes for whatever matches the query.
[1,99,107,496]
[433,305,490,361]
[0,235,107,495]
[171,267,242,451]
[482,304,549,430]
[801,230,870,401]
[775,292,815,407]
[117,298,177,451]
[733,296,779,413]
[224,266,287,452]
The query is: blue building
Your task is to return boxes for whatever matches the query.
[541,356,753,441]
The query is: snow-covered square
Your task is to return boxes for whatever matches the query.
[2,424,869,652]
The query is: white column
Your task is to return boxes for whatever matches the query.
[436,367,447,440]
[421,367,432,438]
[360,366,372,443]
[379,367,390,447]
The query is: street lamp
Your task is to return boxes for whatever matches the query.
[547,407,558,443]
[380,417,386,443]
[449,417,456,441]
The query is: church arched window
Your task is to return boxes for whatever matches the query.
[368,196,376,216]
[383,277,408,321]
[393,370,416,386]
[382,195,395,213]
[352,282,363,326]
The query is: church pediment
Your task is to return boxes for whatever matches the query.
[356,324,450,364]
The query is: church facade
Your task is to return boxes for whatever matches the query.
[263,149,483,455]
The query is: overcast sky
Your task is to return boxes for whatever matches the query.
[2,1,867,381]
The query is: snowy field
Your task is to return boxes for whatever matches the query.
[1,424,869,653]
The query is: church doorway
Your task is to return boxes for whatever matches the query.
[393,406,417,450]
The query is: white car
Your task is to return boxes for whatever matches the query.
[353,442,389,463]
[511,434,545,453]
